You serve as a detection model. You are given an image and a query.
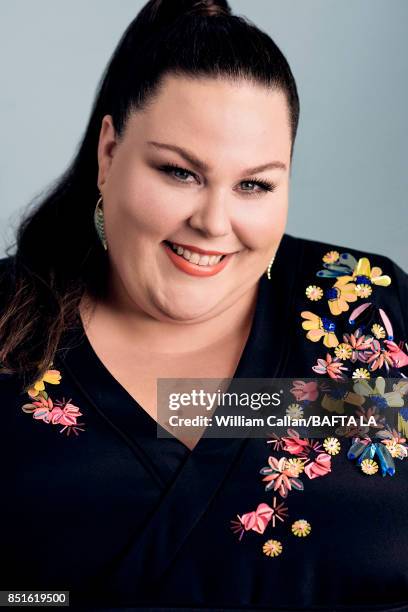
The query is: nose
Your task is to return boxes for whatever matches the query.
[188,188,232,237]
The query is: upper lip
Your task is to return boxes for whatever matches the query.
[166,240,235,256]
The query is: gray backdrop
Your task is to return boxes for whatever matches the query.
[1,0,407,267]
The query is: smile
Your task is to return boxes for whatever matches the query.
[162,240,235,277]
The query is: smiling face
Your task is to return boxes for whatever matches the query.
[97,74,292,323]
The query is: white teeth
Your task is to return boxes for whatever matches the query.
[189,252,200,264]
[169,242,223,266]
[198,255,210,266]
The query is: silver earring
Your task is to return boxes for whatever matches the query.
[94,193,108,251]
[266,256,275,280]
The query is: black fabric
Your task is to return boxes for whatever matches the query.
[1,233,408,611]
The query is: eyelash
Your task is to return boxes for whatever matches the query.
[158,163,277,196]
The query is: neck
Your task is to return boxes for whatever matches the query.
[79,278,259,356]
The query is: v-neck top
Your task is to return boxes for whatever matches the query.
[2,233,408,611]
[55,232,300,484]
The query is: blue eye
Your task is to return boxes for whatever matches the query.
[240,178,277,194]
[159,163,197,183]
[158,163,277,196]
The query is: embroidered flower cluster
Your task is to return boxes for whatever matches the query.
[230,422,334,557]
[230,248,408,558]
[21,367,85,436]
[301,251,408,380]
[301,250,408,438]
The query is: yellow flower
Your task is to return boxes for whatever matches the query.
[263,539,283,557]
[300,311,339,348]
[323,251,340,264]
[352,257,391,288]
[352,368,370,380]
[44,369,61,384]
[291,519,311,537]
[284,458,305,476]
[334,343,353,360]
[323,437,341,455]
[355,284,372,298]
[305,285,323,301]
[286,403,304,419]
[326,276,358,316]
[371,324,386,340]
[27,368,61,398]
[361,459,378,475]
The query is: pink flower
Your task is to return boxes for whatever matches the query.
[342,330,374,363]
[384,340,408,368]
[290,380,319,402]
[33,407,52,423]
[239,503,274,534]
[32,395,53,423]
[304,453,332,479]
[364,339,395,371]
[282,431,309,455]
[312,353,348,379]
[49,402,82,426]
[260,456,304,498]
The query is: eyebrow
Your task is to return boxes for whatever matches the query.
[146,140,287,174]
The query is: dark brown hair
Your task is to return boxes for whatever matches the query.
[0,0,300,391]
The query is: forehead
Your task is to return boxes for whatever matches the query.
[126,74,291,166]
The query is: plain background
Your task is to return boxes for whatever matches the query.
[0,0,407,268]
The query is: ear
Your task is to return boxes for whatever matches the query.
[97,115,118,191]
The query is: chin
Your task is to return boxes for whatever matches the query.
[153,296,218,323]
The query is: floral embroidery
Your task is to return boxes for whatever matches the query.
[231,246,408,559]
[262,539,283,557]
[312,353,348,379]
[27,369,61,397]
[284,457,305,475]
[352,368,371,380]
[372,324,386,339]
[286,403,304,419]
[326,275,358,316]
[361,458,379,475]
[230,498,288,541]
[334,343,353,360]
[260,456,304,497]
[21,366,85,436]
[300,312,339,347]
[291,519,311,537]
[322,251,339,264]
[305,285,323,301]
[323,437,341,455]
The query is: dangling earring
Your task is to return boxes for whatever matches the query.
[94,193,108,251]
[266,256,275,280]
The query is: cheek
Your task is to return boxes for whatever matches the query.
[235,191,288,251]
[106,169,182,239]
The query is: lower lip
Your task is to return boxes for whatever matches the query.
[162,242,233,277]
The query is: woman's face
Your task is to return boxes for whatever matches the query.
[97,74,292,323]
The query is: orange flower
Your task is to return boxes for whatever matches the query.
[326,276,357,316]
[301,311,339,348]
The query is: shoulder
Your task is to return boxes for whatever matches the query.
[286,233,405,278]
[284,234,407,324]
[302,234,408,327]
[281,233,408,375]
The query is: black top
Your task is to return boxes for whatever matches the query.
[2,233,408,611]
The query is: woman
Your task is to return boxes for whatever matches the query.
[1,0,408,610]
